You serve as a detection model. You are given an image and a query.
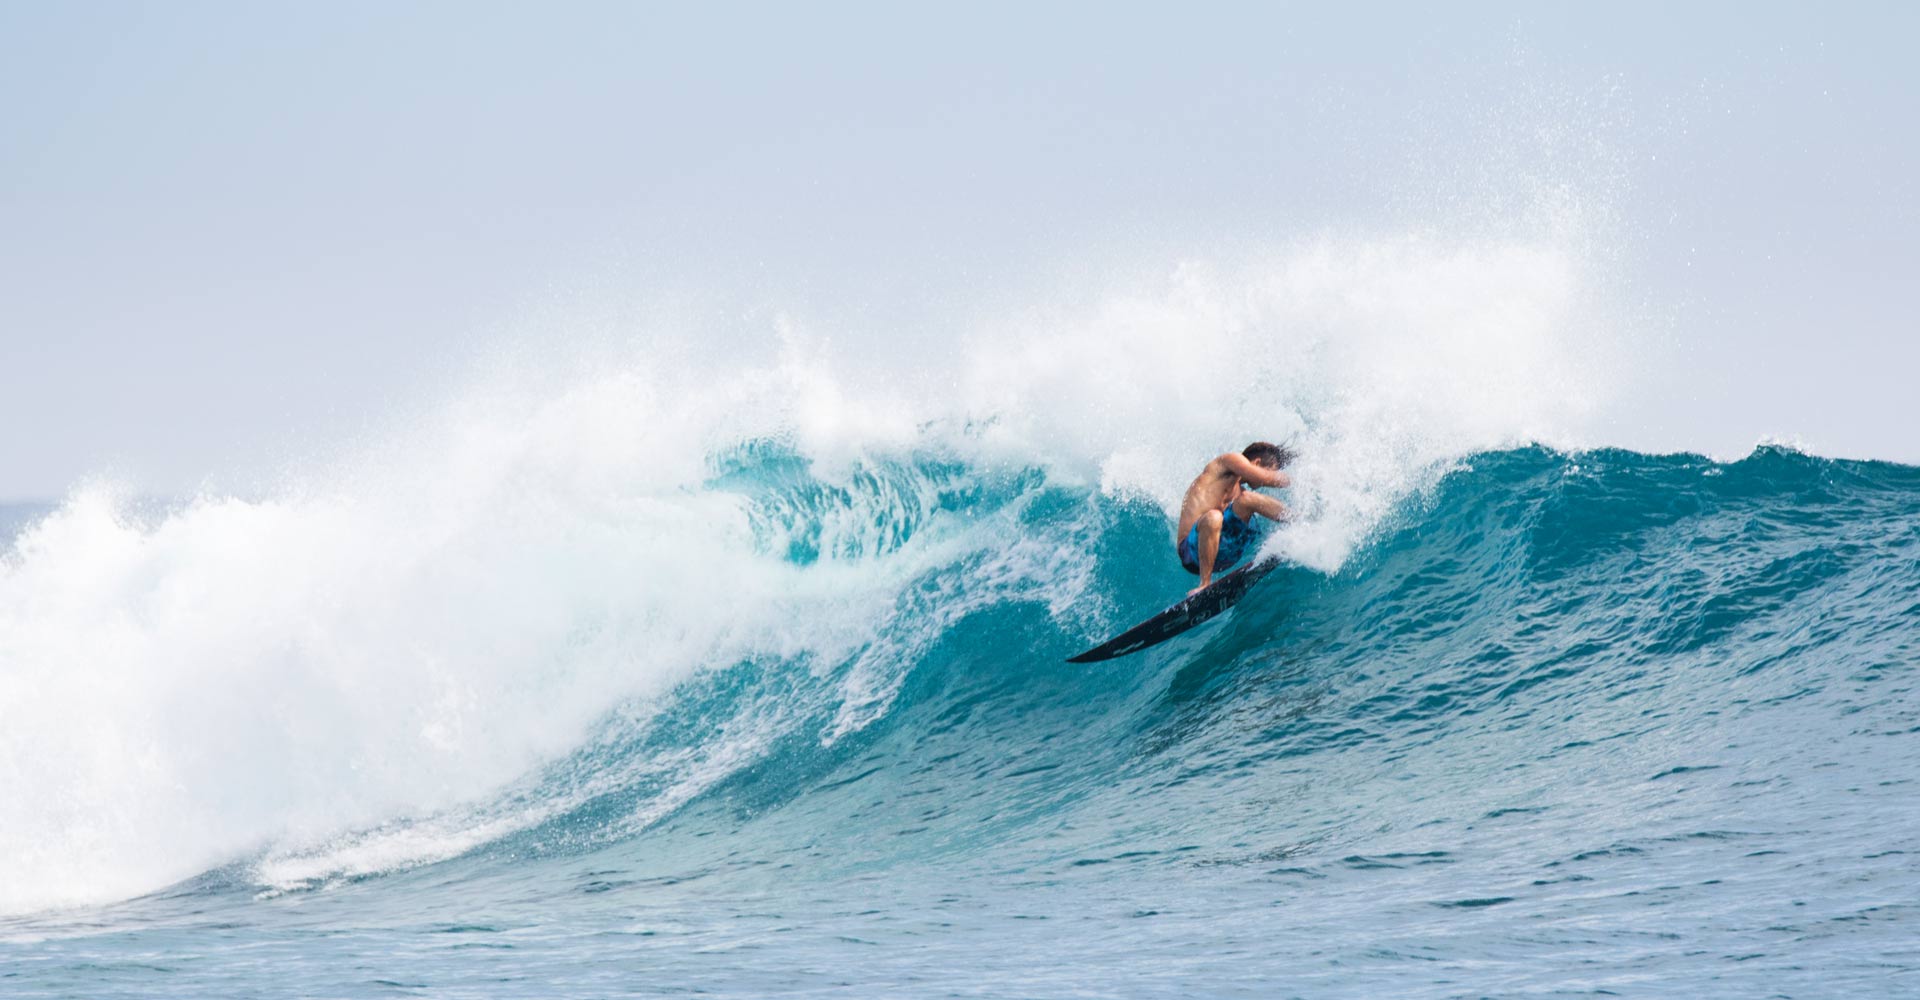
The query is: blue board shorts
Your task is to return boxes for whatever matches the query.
[1178,507,1259,575]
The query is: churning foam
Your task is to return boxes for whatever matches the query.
[951,235,1619,568]
[0,232,1625,914]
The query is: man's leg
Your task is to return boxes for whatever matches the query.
[1233,491,1289,523]
[1191,509,1224,595]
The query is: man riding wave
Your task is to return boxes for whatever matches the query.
[1176,442,1295,594]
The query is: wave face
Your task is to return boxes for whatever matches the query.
[5,433,1918,996]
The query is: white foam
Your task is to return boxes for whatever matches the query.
[949,237,1621,569]
[0,231,1626,915]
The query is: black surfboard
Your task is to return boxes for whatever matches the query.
[1066,556,1281,663]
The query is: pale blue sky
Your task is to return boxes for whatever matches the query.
[3,2,1915,499]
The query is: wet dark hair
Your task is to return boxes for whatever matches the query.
[1243,441,1295,469]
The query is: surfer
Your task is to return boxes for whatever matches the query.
[1177,442,1294,594]
[1064,442,1297,662]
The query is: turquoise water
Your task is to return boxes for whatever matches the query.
[4,443,1918,996]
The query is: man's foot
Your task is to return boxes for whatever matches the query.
[1188,579,1211,597]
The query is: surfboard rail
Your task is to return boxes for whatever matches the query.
[1065,557,1280,663]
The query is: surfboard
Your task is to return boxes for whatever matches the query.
[1065,556,1281,663]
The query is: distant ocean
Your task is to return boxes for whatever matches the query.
[5,241,1916,996]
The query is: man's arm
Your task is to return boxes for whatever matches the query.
[1220,452,1291,489]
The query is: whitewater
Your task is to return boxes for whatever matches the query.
[4,236,1917,997]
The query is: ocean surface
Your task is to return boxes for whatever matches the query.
[3,437,1917,998]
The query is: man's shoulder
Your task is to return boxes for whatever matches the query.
[1207,452,1252,477]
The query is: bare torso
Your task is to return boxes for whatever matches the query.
[1175,457,1247,542]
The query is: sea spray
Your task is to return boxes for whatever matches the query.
[0,233,1623,914]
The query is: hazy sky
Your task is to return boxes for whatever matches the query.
[3,2,1916,499]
